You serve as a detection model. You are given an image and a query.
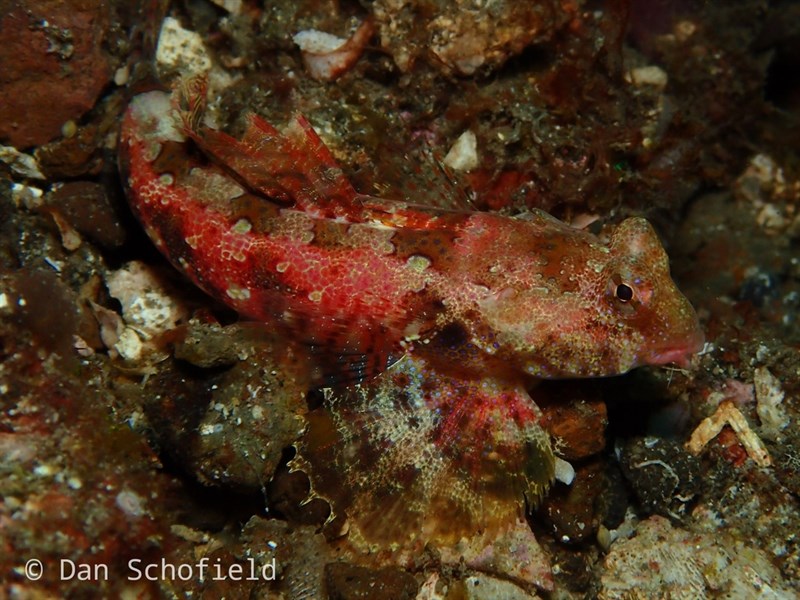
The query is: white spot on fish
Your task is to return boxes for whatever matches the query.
[407,255,432,273]
[226,285,251,301]
[143,141,163,163]
[232,218,252,234]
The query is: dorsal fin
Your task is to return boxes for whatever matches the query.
[366,138,477,213]
[174,76,358,214]
[306,345,405,388]
[264,114,359,212]
[417,147,477,211]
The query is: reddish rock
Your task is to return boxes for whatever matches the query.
[0,0,112,148]
[538,383,608,461]
[0,277,193,598]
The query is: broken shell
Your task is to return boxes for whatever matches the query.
[293,20,374,82]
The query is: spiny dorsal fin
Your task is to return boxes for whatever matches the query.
[174,76,359,213]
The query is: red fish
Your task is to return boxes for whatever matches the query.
[119,77,703,550]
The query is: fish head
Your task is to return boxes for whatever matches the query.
[601,217,704,370]
[478,216,704,378]
[535,216,705,377]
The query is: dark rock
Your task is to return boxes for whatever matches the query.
[325,562,419,600]
[539,459,605,543]
[596,462,630,530]
[738,269,781,308]
[620,437,701,518]
[46,181,126,249]
[143,330,310,491]
[771,426,800,497]
[268,464,331,527]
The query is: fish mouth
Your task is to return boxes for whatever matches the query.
[647,331,705,369]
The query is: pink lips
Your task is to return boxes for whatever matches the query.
[648,330,705,368]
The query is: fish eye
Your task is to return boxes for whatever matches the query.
[615,283,634,302]
[606,275,644,315]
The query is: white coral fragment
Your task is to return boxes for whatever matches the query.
[102,261,188,363]
[106,262,187,338]
[156,17,212,78]
[443,130,478,172]
[0,145,45,180]
[553,456,575,485]
[625,65,668,92]
[754,367,789,441]
[293,30,348,54]
[209,0,242,13]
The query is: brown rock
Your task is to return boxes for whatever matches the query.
[12,268,98,369]
[240,518,333,599]
[46,181,126,249]
[35,122,105,178]
[0,0,112,148]
[438,518,554,592]
[371,0,572,75]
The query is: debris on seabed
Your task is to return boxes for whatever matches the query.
[685,399,772,467]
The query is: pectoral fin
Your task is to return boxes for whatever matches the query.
[293,354,555,551]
